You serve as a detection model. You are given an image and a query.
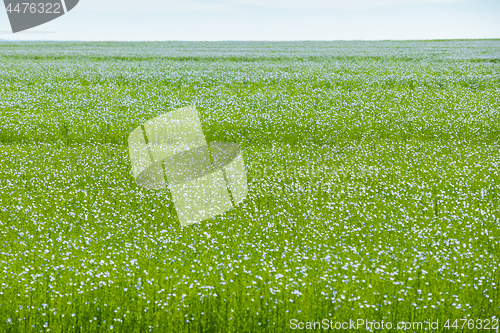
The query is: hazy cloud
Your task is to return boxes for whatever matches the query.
[72,0,467,13]
[223,0,467,10]
[77,0,235,12]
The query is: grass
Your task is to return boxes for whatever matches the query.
[0,40,499,332]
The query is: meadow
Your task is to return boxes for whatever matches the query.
[0,40,499,332]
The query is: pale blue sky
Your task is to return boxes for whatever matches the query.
[0,0,499,40]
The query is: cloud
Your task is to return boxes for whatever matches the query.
[65,0,468,13]
[222,0,467,10]
[77,0,235,13]
[0,31,55,34]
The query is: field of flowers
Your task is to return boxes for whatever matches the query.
[0,40,499,332]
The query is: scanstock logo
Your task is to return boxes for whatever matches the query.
[3,0,79,33]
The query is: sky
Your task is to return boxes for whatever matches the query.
[0,0,499,41]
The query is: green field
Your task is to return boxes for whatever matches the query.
[0,40,499,332]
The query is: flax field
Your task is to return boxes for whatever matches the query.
[0,40,499,332]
